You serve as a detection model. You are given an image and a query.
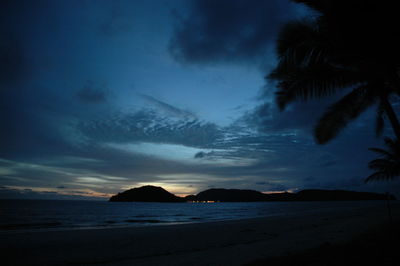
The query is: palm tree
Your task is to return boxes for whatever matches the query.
[366,137,399,222]
[366,137,400,182]
[269,0,400,144]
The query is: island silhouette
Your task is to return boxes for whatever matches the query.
[109,185,184,202]
[109,185,395,202]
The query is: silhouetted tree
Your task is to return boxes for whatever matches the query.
[366,137,399,222]
[366,138,400,182]
[269,0,400,143]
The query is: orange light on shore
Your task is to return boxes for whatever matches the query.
[188,200,218,203]
[262,189,296,194]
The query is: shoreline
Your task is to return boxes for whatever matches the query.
[2,202,399,266]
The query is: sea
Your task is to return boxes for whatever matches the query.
[0,199,387,232]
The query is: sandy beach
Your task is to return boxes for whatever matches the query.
[2,202,399,266]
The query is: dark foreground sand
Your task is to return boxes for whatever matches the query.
[2,202,399,266]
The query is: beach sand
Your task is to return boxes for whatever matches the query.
[2,202,399,266]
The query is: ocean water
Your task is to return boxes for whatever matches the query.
[0,199,386,232]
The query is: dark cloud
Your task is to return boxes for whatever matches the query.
[193,151,218,159]
[169,0,302,66]
[77,80,109,104]
[194,151,206,159]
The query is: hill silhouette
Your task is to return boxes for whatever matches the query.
[109,185,185,202]
[109,186,395,202]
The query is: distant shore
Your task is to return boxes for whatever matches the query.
[2,201,399,266]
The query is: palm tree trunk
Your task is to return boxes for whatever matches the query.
[381,97,400,139]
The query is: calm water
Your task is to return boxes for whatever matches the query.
[0,199,386,232]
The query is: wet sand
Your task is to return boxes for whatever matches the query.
[2,201,398,266]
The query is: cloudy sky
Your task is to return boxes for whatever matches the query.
[1,0,399,200]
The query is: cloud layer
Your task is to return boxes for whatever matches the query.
[169,0,302,66]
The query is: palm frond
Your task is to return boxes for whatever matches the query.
[274,20,333,70]
[366,137,400,182]
[272,64,363,110]
[365,171,397,183]
[314,85,377,144]
[368,147,392,158]
[275,20,320,59]
[269,0,400,146]
[368,158,395,170]
[383,137,398,151]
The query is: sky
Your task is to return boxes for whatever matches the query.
[1,0,399,200]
